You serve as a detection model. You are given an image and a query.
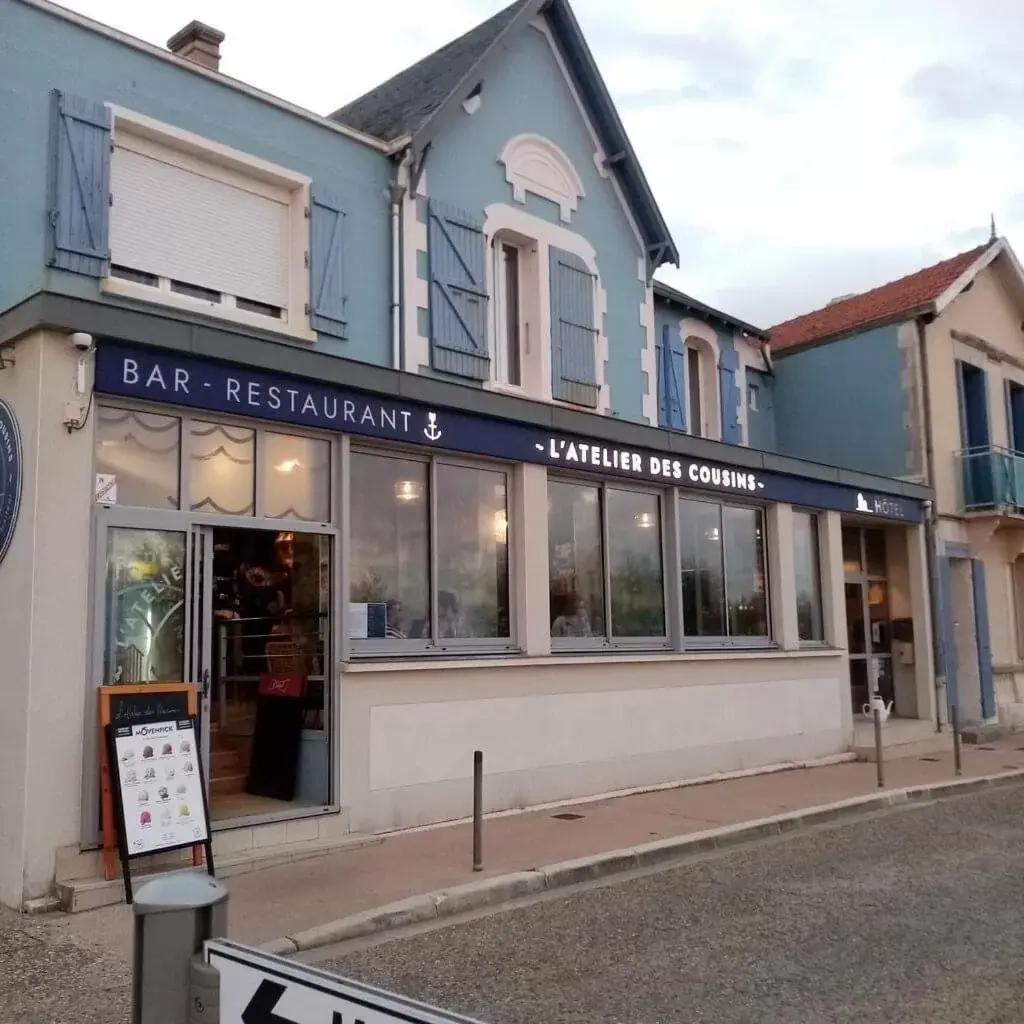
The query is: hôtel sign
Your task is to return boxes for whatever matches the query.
[95,343,923,522]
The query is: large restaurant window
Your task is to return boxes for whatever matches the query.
[95,407,181,509]
[548,480,666,646]
[679,497,769,644]
[794,511,824,642]
[95,405,333,522]
[348,450,512,649]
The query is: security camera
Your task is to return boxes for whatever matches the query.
[70,331,93,352]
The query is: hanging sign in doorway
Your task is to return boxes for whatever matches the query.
[0,399,22,569]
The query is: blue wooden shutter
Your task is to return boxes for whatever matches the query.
[47,89,110,277]
[308,186,347,338]
[656,327,668,426]
[971,559,996,719]
[657,324,685,430]
[427,200,489,380]
[549,247,598,407]
[719,346,741,444]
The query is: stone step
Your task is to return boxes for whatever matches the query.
[210,772,248,797]
[56,828,377,913]
[851,733,952,762]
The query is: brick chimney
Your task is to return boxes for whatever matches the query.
[167,20,225,72]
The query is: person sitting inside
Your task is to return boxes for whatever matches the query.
[551,595,592,638]
[420,590,463,639]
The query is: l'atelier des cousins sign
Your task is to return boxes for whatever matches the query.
[94,343,923,522]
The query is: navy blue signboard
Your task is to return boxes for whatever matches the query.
[0,399,23,567]
[94,343,923,523]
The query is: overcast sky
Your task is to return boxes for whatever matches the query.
[57,0,1024,327]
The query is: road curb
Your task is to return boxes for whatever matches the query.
[260,769,1024,956]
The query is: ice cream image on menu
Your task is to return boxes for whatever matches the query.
[124,770,137,785]
[158,786,169,801]
[138,790,149,804]
[161,743,173,756]
[183,761,194,774]
[165,766,175,780]
[179,803,190,818]
[120,749,135,765]
[160,810,172,828]
[142,745,154,760]
[180,740,192,754]
[176,784,187,796]
[144,767,156,781]
[140,810,152,827]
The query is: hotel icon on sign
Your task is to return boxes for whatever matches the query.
[856,493,873,513]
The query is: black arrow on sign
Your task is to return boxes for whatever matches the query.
[242,980,297,1024]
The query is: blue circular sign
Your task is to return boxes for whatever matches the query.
[0,399,23,568]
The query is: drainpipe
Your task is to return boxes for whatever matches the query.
[917,315,947,730]
[389,164,407,372]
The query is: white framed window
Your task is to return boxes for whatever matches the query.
[687,346,703,436]
[492,240,524,388]
[102,107,314,340]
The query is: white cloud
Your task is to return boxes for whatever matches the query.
[54,0,1024,326]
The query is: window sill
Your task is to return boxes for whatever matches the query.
[343,646,844,672]
[485,381,530,398]
[100,276,318,343]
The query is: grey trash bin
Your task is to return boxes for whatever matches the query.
[132,872,229,1024]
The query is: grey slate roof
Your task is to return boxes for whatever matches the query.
[329,0,678,269]
[329,0,529,142]
[653,280,769,342]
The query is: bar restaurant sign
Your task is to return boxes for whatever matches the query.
[0,399,22,568]
[95,343,923,523]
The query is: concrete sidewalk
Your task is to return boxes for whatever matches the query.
[39,737,1024,967]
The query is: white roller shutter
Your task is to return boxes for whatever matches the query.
[109,134,291,308]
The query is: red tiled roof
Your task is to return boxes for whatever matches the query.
[769,243,993,352]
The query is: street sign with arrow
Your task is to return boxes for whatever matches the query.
[206,939,488,1024]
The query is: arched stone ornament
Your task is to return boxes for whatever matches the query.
[499,133,585,223]
[0,399,22,569]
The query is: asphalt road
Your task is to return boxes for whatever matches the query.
[322,785,1024,1024]
[0,908,130,1024]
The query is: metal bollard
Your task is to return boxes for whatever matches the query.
[132,872,229,1024]
[952,704,963,777]
[472,750,483,872]
[873,706,885,788]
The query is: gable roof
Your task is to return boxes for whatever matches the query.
[653,280,769,342]
[331,1,528,144]
[329,0,679,270]
[769,241,1000,352]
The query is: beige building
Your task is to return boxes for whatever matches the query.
[772,236,1024,733]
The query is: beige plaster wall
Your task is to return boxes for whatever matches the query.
[340,651,848,834]
[0,331,94,907]
[0,336,40,907]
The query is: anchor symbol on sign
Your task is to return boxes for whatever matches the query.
[423,412,442,442]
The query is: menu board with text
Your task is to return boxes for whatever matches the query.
[109,718,210,858]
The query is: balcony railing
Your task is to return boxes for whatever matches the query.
[956,445,1024,512]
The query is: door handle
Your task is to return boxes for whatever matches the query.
[201,668,211,700]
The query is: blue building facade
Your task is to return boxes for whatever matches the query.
[0,0,934,912]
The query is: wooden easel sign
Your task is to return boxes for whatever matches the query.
[97,683,204,890]
[105,714,215,903]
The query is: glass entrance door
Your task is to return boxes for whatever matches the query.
[200,525,332,823]
[85,513,193,844]
[843,526,894,716]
